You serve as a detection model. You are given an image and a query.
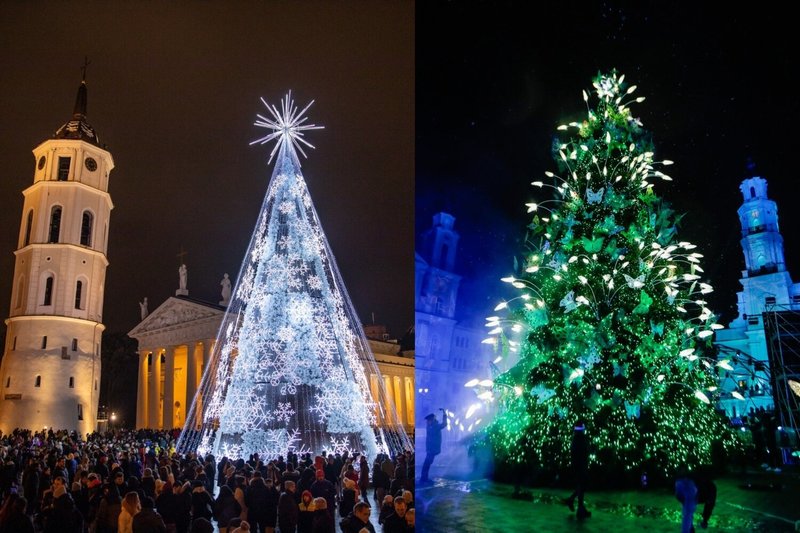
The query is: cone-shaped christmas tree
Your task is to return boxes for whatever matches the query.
[177,93,412,461]
[474,72,737,481]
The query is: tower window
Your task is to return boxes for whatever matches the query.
[72,338,78,351]
[35,376,41,387]
[48,206,62,243]
[57,157,71,181]
[43,276,54,306]
[69,377,74,388]
[80,211,93,246]
[75,280,83,309]
[750,186,756,198]
[24,210,33,246]
[94,380,97,391]
[78,403,83,420]
[12,337,16,351]
[41,336,47,349]
[5,377,9,388]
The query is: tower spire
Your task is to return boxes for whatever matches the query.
[73,57,90,118]
[55,59,98,145]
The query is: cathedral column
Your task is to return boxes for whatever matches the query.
[163,345,175,429]
[201,340,213,378]
[137,349,148,428]
[394,375,406,427]
[383,375,394,427]
[186,342,198,411]
[148,350,162,429]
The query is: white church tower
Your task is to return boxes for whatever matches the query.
[0,76,113,435]
[716,173,800,416]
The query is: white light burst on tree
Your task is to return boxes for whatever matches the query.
[177,92,412,462]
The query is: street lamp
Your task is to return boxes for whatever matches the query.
[110,412,117,430]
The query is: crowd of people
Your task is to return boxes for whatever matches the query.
[0,428,415,533]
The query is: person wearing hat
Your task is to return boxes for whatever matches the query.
[419,409,448,484]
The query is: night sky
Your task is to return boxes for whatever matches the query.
[0,3,414,339]
[417,3,800,326]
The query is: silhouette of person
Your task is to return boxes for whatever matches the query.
[564,419,591,518]
[420,409,447,483]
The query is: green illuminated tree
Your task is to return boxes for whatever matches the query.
[476,71,736,481]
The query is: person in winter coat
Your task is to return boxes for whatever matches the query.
[420,410,447,483]
[564,420,591,519]
[214,485,242,533]
[339,478,357,519]
[0,493,35,533]
[378,495,394,525]
[233,475,248,522]
[22,459,40,515]
[173,482,193,533]
[311,498,334,533]
[94,483,122,533]
[404,508,415,533]
[297,490,315,533]
[244,473,278,533]
[119,491,141,533]
[339,501,375,533]
[154,481,178,532]
[357,456,370,503]
[190,481,214,523]
[381,497,408,533]
[277,480,299,533]
[141,469,156,500]
[309,470,335,518]
[43,476,82,533]
[132,496,167,533]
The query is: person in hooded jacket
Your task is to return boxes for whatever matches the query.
[297,490,315,533]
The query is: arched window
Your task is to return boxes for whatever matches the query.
[80,211,93,246]
[24,210,33,246]
[43,276,54,306]
[35,376,41,387]
[69,376,74,388]
[750,186,756,198]
[75,280,83,309]
[48,206,62,243]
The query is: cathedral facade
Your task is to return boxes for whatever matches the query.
[0,79,113,435]
[129,286,414,435]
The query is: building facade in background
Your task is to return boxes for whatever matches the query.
[129,283,414,435]
[415,213,493,434]
[716,176,800,416]
[0,79,113,435]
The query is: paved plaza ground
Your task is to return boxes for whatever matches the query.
[415,469,800,532]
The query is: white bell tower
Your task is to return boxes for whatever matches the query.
[0,75,114,435]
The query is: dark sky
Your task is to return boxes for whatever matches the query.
[417,2,800,326]
[0,2,414,338]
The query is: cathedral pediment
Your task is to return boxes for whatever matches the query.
[128,297,224,338]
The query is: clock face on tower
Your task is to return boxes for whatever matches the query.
[84,157,97,172]
[37,156,46,170]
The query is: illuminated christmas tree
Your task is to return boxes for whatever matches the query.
[177,93,412,461]
[473,72,736,480]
